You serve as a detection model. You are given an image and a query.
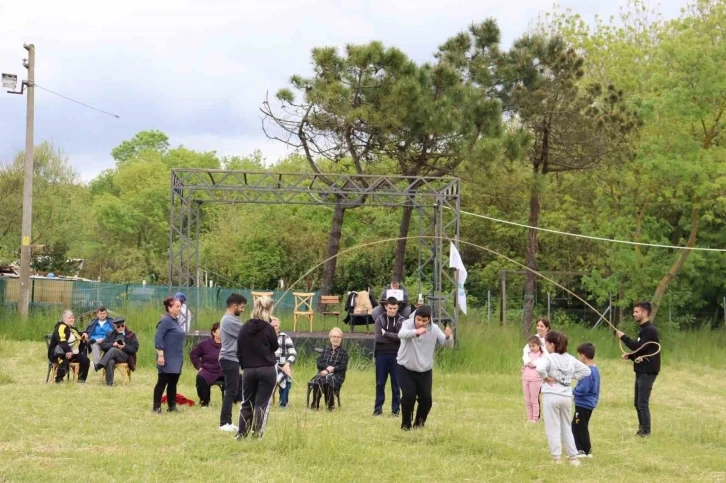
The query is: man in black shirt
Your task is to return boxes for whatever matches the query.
[616,301,661,437]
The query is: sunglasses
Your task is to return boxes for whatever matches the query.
[115,324,126,328]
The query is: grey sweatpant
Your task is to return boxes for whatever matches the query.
[543,393,578,459]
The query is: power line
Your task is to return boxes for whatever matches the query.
[451,207,726,253]
[33,84,120,118]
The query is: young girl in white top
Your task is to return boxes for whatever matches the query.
[535,331,591,466]
[522,335,545,422]
[522,318,550,364]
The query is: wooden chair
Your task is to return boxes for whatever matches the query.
[320,295,341,328]
[102,363,132,385]
[251,291,274,306]
[293,292,315,332]
[48,362,80,383]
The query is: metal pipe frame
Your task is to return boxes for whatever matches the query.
[168,170,461,327]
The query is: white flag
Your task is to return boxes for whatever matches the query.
[449,242,468,314]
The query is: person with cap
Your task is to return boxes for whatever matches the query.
[94,317,139,386]
[84,306,114,367]
[174,292,193,333]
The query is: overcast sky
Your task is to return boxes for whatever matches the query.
[1,0,684,181]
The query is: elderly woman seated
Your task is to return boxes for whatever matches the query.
[48,310,90,383]
[309,327,349,411]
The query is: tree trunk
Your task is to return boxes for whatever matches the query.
[523,183,541,333]
[393,203,414,282]
[650,202,700,322]
[320,201,346,302]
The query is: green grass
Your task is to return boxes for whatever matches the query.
[0,314,725,482]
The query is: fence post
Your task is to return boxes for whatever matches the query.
[487,289,491,323]
[31,278,36,308]
[723,296,725,327]
[547,292,551,321]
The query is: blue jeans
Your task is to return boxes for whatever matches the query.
[374,353,400,413]
[279,381,292,407]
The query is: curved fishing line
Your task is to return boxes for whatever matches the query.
[276,236,660,362]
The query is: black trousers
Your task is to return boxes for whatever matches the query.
[572,406,593,454]
[635,373,657,434]
[55,352,90,382]
[153,373,180,409]
[196,375,225,406]
[311,375,340,410]
[398,364,433,430]
[220,359,242,426]
[238,366,276,437]
[98,348,129,385]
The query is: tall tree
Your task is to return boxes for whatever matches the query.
[499,34,638,331]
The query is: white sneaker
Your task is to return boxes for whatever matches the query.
[575,451,592,459]
[569,458,581,467]
[219,424,238,432]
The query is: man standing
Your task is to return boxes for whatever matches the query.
[85,307,114,367]
[397,305,453,430]
[218,293,246,432]
[615,301,661,437]
[373,297,404,417]
[271,318,297,408]
[95,318,139,386]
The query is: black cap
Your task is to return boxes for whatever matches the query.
[113,318,126,326]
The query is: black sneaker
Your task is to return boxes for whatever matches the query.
[373,409,383,416]
[637,431,650,438]
[152,407,162,414]
[167,406,178,413]
[234,432,246,441]
[392,410,400,417]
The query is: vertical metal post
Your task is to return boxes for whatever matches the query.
[487,289,491,323]
[547,292,551,321]
[17,44,35,320]
[500,270,507,324]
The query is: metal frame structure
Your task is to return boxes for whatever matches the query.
[169,170,461,328]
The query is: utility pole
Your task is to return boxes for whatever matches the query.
[5,44,35,319]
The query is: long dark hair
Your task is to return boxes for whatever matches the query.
[545,331,568,354]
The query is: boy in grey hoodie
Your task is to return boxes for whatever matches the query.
[535,331,591,466]
[396,305,453,430]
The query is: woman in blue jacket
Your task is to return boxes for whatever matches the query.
[153,296,186,413]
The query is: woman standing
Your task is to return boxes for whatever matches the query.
[235,296,279,440]
[189,323,225,407]
[153,296,186,413]
[522,318,551,364]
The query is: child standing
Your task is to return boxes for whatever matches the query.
[522,335,544,423]
[572,342,600,458]
[535,331,591,466]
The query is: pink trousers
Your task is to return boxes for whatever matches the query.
[523,379,543,421]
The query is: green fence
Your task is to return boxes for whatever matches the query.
[0,278,316,314]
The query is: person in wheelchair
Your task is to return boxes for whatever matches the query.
[371,279,411,321]
[48,310,90,383]
[310,327,348,411]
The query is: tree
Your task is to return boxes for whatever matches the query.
[110,130,170,165]
[499,34,639,331]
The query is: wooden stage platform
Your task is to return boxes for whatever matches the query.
[186,330,376,359]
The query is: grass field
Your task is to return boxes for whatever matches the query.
[0,314,725,482]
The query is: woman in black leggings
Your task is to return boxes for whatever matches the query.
[153,296,186,413]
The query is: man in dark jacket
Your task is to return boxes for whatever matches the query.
[373,297,404,416]
[95,318,139,386]
[616,300,661,437]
